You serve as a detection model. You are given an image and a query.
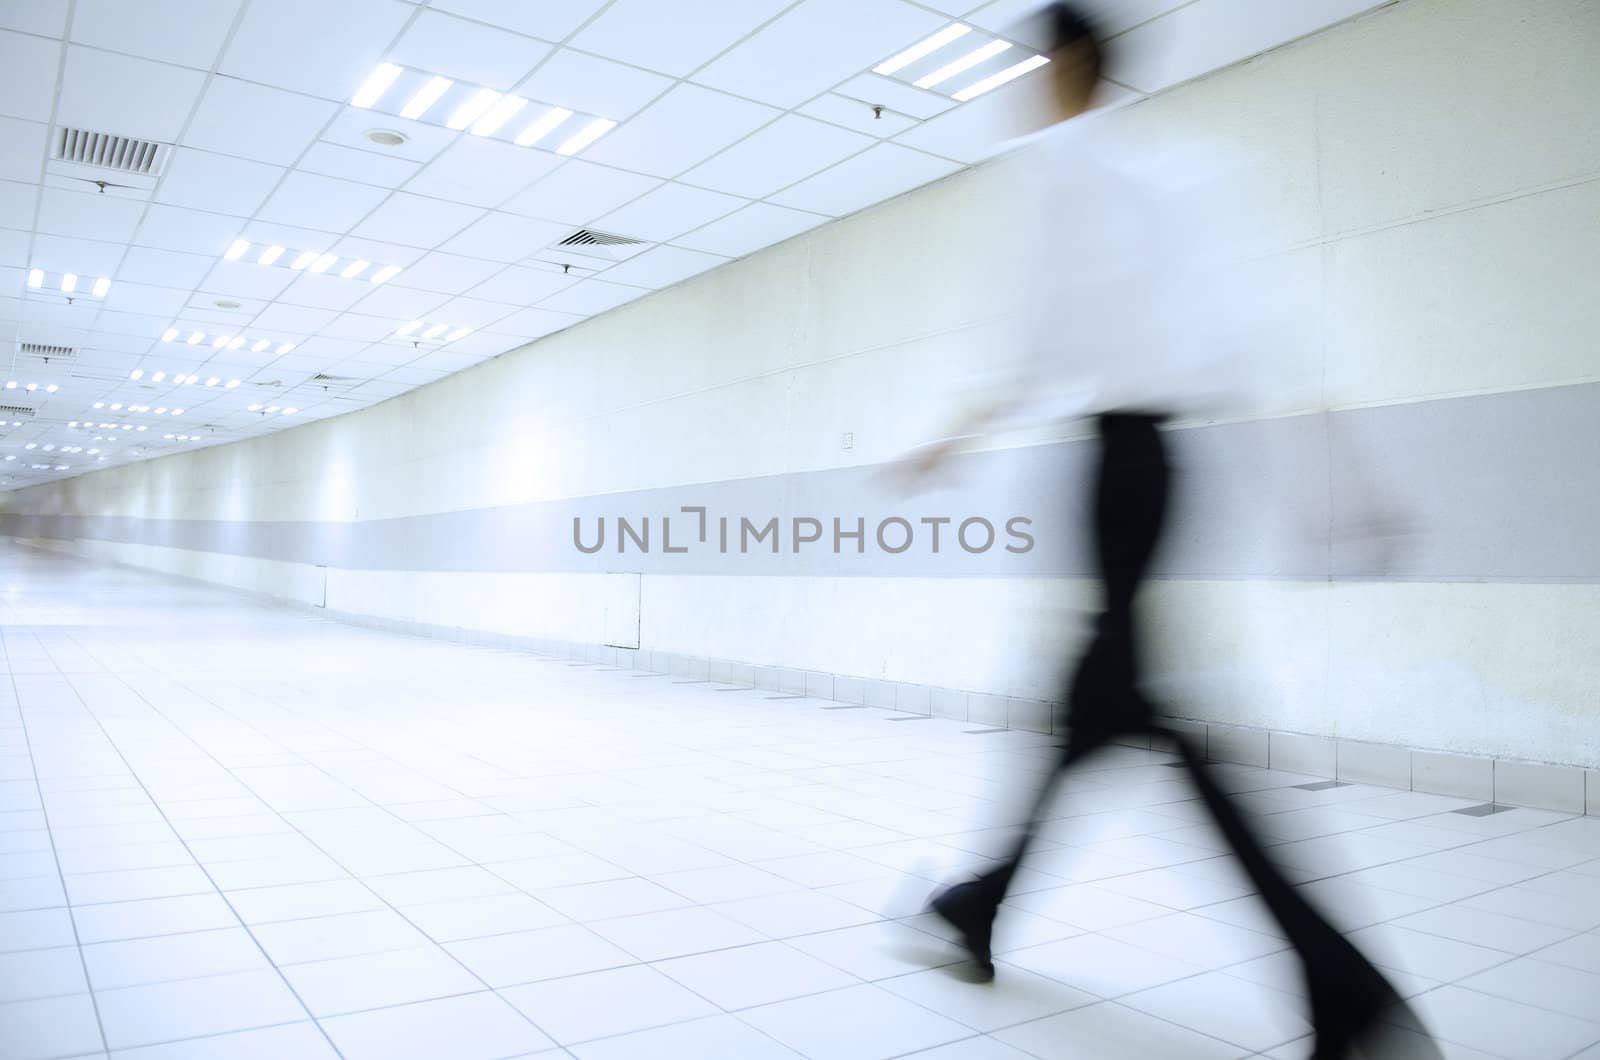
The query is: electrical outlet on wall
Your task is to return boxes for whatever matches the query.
[841,432,854,450]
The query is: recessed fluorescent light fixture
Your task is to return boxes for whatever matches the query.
[251,339,270,353]
[187,332,203,344]
[472,94,527,137]
[875,23,972,76]
[282,407,298,416]
[92,277,110,297]
[45,384,58,393]
[258,245,285,265]
[915,39,1011,90]
[514,107,572,147]
[225,379,241,388]
[224,239,250,261]
[447,88,501,131]
[213,335,229,348]
[227,337,245,350]
[247,404,262,412]
[353,62,402,109]
[421,322,449,339]
[340,260,371,279]
[397,321,422,336]
[952,54,1051,101]
[557,118,616,156]
[151,372,166,383]
[309,253,338,274]
[401,76,453,120]
[61,273,77,293]
[206,377,221,386]
[290,251,317,270]
[371,264,402,284]
[276,343,294,355]
[130,369,143,380]
[162,329,177,343]
[446,327,471,342]
[27,268,43,288]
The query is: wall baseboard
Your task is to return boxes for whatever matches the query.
[318,604,1596,818]
[11,537,1595,817]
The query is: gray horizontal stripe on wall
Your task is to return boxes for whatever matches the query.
[3,382,1597,580]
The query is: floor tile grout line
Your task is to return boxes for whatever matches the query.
[4,651,113,1056]
[24,662,351,1060]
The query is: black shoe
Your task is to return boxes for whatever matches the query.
[928,881,996,982]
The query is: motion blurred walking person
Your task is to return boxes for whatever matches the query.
[898,6,1438,1057]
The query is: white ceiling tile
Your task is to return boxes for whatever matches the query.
[0,228,28,268]
[438,211,567,263]
[235,221,339,254]
[257,171,391,232]
[321,109,459,164]
[388,9,552,90]
[56,45,207,143]
[299,142,422,188]
[796,94,919,137]
[693,0,945,109]
[597,245,728,289]
[680,114,873,199]
[964,0,1046,34]
[383,364,448,385]
[672,202,829,258]
[390,251,503,294]
[184,78,341,166]
[250,303,340,334]
[220,0,414,101]
[154,149,286,217]
[426,0,608,43]
[114,247,216,289]
[464,265,576,305]
[352,191,484,247]
[0,0,69,36]
[196,261,296,301]
[537,278,645,316]
[834,73,958,120]
[348,282,449,318]
[583,84,780,178]
[100,281,188,317]
[346,344,420,367]
[277,273,374,312]
[0,179,37,229]
[917,0,984,12]
[595,182,746,243]
[0,117,47,184]
[476,305,579,337]
[432,330,520,357]
[500,160,659,225]
[569,0,794,78]
[0,30,60,123]
[330,235,427,267]
[69,0,242,69]
[278,335,368,361]
[403,136,562,209]
[320,313,401,342]
[90,312,169,339]
[512,48,673,122]
[32,233,129,275]
[768,142,960,216]
[33,185,129,247]
[428,296,517,328]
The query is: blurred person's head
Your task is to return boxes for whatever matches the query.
[1030,3,1106,125]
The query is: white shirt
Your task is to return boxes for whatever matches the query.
[978,115,1308,430]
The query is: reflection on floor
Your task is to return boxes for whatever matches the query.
[1,545,1597,1060]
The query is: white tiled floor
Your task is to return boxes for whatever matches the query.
[2,546,1599,1060]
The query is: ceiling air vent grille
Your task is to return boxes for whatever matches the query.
[19,342,76,359]
[54,127,172,177]
[0,405,36,419]
[558,229,645,248]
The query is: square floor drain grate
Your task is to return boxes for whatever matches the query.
[1452,803,1515,816]
[1293,780,1350,791]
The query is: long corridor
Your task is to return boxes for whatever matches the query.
[2,545,1598,1060]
